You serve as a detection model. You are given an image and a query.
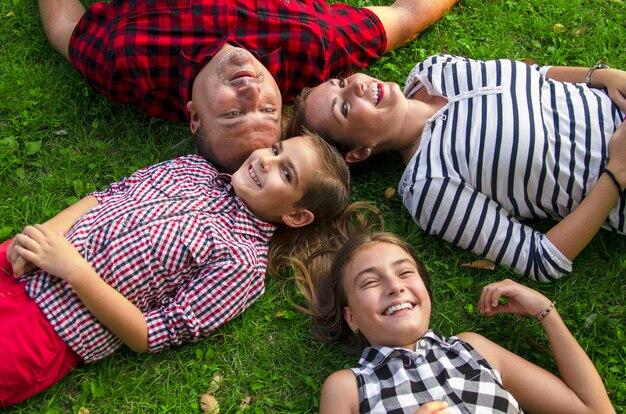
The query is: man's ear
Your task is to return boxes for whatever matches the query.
[344,146,372,164]
[281,209,315,228]
[186,101,200,135]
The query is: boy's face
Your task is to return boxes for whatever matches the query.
[231,136,316,226]
[342,242,431,350]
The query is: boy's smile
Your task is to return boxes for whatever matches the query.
[342,242,431,350]
[231,136,316,225]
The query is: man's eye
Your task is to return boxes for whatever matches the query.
[341,101,349,118]
[272,144,279,155]
[225,111,241,118]
[262,108,276,113]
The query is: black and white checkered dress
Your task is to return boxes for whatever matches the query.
[350,330,522,413]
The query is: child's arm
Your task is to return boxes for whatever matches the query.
[8,195,99,277]
[458,279,614,414]
[12,224,148,353]
[543,65,626,112]
[319,369,359,414]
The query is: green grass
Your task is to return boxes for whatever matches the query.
[1,0,625,412]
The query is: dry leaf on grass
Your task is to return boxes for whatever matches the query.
[77,408,89,414]
[553,23,566,33]
[239,396,251,411]
[200,394,219,414]
[207,373,222,394]
[460,259,496,270]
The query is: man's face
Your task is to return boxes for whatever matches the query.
[188,45,282,174]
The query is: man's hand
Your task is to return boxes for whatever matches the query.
[413,401,450,414]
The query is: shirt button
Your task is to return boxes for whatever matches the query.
[221,36,227,41]
[415,355,424,364]
[418,339,427,348]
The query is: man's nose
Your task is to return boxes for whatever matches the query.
[238,80,261,104]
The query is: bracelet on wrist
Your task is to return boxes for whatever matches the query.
[585,63,610,88]
[602,168,623,195]
[536,301,556,322]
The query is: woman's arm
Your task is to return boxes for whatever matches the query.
[544,66,626,112]
[12,224,148,352]
[460,279,614,414]
[8,195,99,277]
[319,369,359,414]
[545,120,626,260]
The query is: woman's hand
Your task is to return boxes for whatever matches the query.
[11,224,89,282]
[595,68,626,113]
[7,234,38,277]
[478,279,552,319]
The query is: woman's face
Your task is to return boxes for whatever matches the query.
[341,242,431,350]
[304,73,409,148]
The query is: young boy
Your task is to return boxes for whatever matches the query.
[0,132,349,407]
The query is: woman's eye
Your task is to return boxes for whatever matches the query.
[399,270,415,278]
[262,107,276,113]
[338,78,346,88]
[272,144,279,155]
[341,101,349,118]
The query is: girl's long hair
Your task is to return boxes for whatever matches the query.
[290,227,431,354]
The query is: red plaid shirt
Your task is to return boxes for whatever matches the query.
[68,0,387,121]
[24,155,276,363]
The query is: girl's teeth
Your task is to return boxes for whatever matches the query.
[372,83,379,106]
[384,302,413,316]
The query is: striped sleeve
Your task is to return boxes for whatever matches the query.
[405,177,572,282]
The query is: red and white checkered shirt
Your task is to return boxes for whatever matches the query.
[68,0,387,121]
[24,155,276,363]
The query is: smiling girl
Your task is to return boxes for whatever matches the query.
[297,231,614,413]
[0,132,350,407]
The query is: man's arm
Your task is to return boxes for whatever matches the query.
[366,0,457,53]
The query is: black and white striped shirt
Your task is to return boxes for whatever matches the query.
[399,55,624,281]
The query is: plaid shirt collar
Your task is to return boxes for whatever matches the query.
[358,330,448,369]
[214,172,277,240]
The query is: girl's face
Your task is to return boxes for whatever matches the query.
[304,73,410,148]
[342,242,431,350]
[231,135,315,227]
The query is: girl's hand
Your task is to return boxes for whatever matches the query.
[413,401,449,414]
[7,236,38,277]
[478,279,552,319]
[12,224,89,282]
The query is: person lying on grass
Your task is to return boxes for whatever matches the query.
[289,54,626,281]
[0,132,349,407]
[296,230,615,413]
[39,0,456,173]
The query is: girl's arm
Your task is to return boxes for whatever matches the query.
[319,369,359,414]
[8,195,99,277]
[459,279,614,414]
[545,120,626,260]
[12,224,148,353]
[544,65,626,112]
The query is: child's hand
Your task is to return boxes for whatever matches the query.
[600,68,626,114]
[413,401,450,414]
[606,120,626,189]
[11,224,89,282]
[478,279,553,319]
[7,237,38,277]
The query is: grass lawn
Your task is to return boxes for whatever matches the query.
[1,0,624,412]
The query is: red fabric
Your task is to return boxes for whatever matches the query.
[68,0,386,121]
[0,239,82,408]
